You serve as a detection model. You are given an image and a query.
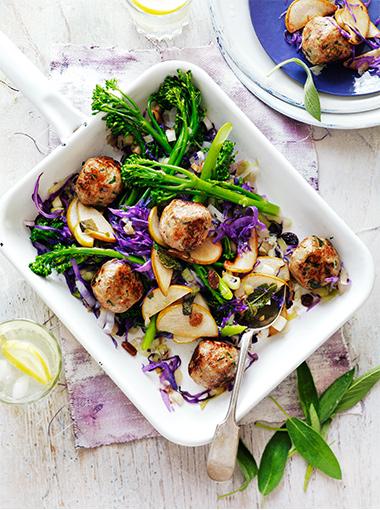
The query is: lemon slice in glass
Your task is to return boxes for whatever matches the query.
[130,0,187,15]
[1,340,52,385]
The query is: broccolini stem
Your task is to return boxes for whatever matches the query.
[201,122,232,180]
[141,314,157,351]
[147,97,170,148]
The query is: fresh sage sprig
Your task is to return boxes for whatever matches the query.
[219,441,258,499]
[258,429,292,496]
[223,362,380,499]
[267,58,321,121]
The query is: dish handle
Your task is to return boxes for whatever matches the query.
[0,31,86,142]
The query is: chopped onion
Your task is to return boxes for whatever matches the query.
[143,134,154,144]
[165,128,176,142]
[222,272,241,290]
[203,117,213,131]
[207,204,224,222]
[163,108,176,128]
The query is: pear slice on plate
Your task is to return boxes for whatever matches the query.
[151,247,173,296]
[67,198,94,247]
[189,237,222,265]
[148,206,167,246]
[235,273,286,298]
[224,231,257,273]
[142,285,192,322]
[157,303,218,340]
[77,201,116,243]
[285,0,337,33]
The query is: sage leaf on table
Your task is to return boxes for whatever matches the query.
[335,365,380,413]
[297,361,319,422]
[286,417,342,480]
[303,418,330,492]
[267,58,321,121]
[258,429,292,496]
[318,368,355,423]
[219,440,258,499]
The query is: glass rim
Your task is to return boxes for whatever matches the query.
[0,318,62,405]
[126,0,192,17]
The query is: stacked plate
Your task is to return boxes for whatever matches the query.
[209,0,380,129]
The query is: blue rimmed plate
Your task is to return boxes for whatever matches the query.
[249,0,380,96]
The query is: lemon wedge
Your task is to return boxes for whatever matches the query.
[130,0,187,15]
[1,340,52,385]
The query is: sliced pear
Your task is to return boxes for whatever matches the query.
[285,0,337,33]
[193,293,210,311]
[344,47,380,73]
[142,285,192,322]
[151,247,173,296]
[254,256,290,281]
[148,206,167,246]
[157,303,218,339]
[189,238,222,265]
[77,201,116,243]
[235,273,286,298]
[224,231,258,274]
[172,335,198,344]
[335,1,370,44]
[67,198,94,248]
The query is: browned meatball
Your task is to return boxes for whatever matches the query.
[159,199,212,252]
[302,17,352,65]
[91,259,143,313]
[76,156,123,207]
[289,236,341,290]
[188,339,238,389]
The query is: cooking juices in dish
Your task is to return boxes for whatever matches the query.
[26,70,350,411]
[0,320,61,404]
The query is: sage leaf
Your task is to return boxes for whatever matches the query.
[268,58,321,121]
[258,429,292,496]
[318,368,355,423]
[335,365,380,413]
[303,419,331,492]
[309,403,320,433]
[218,440,258,499]
[297,361,319,422]
[286,417,342,480]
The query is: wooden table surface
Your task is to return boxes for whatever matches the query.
[0,1,379,508]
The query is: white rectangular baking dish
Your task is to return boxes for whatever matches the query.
[0,34,374,446]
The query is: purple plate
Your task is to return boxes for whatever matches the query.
[249,0,380,96]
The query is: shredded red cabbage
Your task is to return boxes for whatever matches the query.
[142,354,181,391]
[178,387,213,404]
[32,174,63,220]
[71,258,97,309]
[108,204,153,257]
[213,205,263,255]
[284,29,303,50]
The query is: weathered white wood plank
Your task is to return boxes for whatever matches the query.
[0,1,379,508]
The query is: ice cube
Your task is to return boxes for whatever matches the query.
[12,375,30,400]
[0,359,12,383]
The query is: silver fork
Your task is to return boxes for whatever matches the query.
[207,288,286,481]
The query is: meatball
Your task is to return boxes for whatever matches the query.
[159,199,212,252]
[91,259,143,313]
[75,156,123,207]
[289,236,341,290]
[302,17,352,65]
[188,339,238,389]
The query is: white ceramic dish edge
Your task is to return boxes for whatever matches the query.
[0,50,374,445]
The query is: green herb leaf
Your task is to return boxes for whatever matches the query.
[218,440,258,499]
[220,324,247,337]
[318,368,355,423]
[155,244,182,270]
[268,58,321,121]
[296,361,319,423]
[309,403,320,433]
[258,429,292,496]
[303,419,331,492]
[335,365,380,413]
[286,417,342,480]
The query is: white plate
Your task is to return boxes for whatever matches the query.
[210,0,380,118]
[0,61,374,446]
[221,46,380,129]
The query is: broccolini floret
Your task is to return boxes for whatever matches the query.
[214,140,236,181]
